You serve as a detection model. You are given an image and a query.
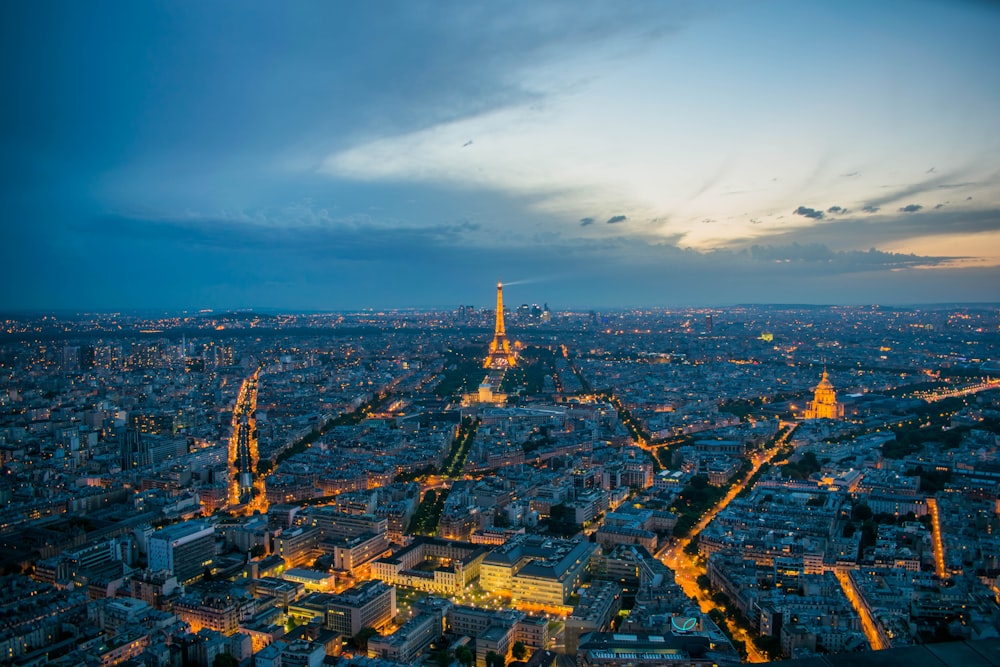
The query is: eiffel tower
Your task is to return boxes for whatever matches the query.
[484,281,517,369]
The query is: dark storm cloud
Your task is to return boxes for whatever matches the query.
[898,204,923,213]
[793,206,825,220]
[606,215,627,224]
[579,217,595,226]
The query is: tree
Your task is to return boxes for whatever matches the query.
[213,654,238,667]
[354,627,379,654]
[456,645,475,667]
[432,648,452,667]
[485,650,506,667]
[753,635,783,660]
[512,640,527,660]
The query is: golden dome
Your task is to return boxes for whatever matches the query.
[815,370,834,390]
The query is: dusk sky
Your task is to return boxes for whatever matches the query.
[3,0,999,311]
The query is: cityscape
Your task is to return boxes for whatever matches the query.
[0,286,998,666]
[4,1,1000,666]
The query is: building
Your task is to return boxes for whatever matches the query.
[595,525,657,552]
[446,605,524,667]
[320,531,390,576]
[274,525,321,568]
[371,537,490,595]
[480,534,598,609]
[325,580,397,637]
[251,577,305,609]
[303,506,388,539]
[803,371,844,420]
[147,521,214,585]
[282,568,338,592]
[564,582,623,654]
[576,632,732,667]
[120,427,150,469]
[368,612,439,663]
[174,591,255,636]
[280,639,326,667]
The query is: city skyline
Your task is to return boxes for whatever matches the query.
[3,1,1000,310]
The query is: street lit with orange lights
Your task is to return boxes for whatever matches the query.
[835,569,887,651]
[656,423,798,663]
[228,369,267,514]
[927,497,948,579]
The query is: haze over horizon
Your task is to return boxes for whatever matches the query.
[3,1,999,311]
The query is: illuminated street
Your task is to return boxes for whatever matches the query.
[657,423,798,663]
[835,569,887,651]
[228,369,267,513]
[927,497,948,579]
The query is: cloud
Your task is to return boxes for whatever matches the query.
[936,182,979,190]
[724,207,1000,258]
[827,206,846,214]
[793,206,825,220]
[606,215,627,224]
[16,199,991,311]
[83,211,483,263]
[898,204,923,213]
[862,170,966,209]
[749,243,833,262]
[747,243,951,269]
[862,205,881,213]
[579,217,595,226]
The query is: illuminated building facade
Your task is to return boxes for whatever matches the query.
[480,534,599,608]
[274,526,321,568]
[174,591,255,635]
[804,370,844,420]
[371,537,489,595]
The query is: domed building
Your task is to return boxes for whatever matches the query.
[804,370,844,420]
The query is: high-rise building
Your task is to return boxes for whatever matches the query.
[484,282,517,369]
[148,521,214,585]
[119,428,150,469]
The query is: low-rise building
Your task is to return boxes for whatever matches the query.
[480,534,598,609]
[564,581,623,654]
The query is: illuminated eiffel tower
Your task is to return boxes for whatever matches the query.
[484,281,517,369]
